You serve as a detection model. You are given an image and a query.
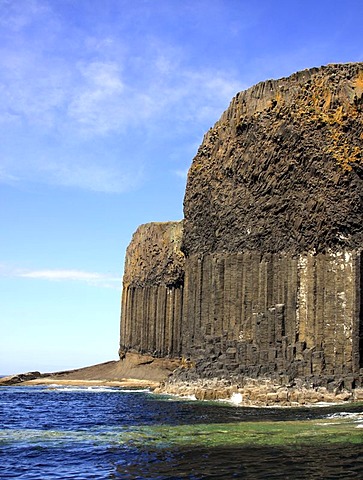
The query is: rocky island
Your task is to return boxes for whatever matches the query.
[2,62,362,406]
[120,62,363,405]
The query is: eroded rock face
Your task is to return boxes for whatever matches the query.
[123,221,184,288]
[120,63,363,394]
[120,222,184,357]
[182,63,363,256]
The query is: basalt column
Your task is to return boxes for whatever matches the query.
[181,62,363,383]
[180,251,362,382]
[120,63,363,387]
[119,221,184,358]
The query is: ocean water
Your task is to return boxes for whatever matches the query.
[0,385,362,479]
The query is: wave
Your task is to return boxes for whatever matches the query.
[325,411,363,428]
[46,386,124,393]
[326,412,363,420]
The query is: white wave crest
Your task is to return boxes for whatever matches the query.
[47,386,123,393]
[229,392,243,405]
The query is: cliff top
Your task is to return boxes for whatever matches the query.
[123,221,184,287]
[183,62,363,256]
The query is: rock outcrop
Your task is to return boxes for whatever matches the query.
[183,63,363,256]
[120,221,184,358]
[120,63,363,402]
[0,357,179,387]
[0,371,42,386]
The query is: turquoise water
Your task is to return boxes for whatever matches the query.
[0,385,362,479]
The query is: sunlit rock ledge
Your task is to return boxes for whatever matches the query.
[155,377,363,407]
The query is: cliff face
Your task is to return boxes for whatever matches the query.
[179,251,361,385]
[120,63,363,391]
[120,222,184,357]
[122,221,184,288]
[183,63,363,256]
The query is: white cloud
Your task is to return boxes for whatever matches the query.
[21,270,104,280]
[0,10,243,135]
[39,160,143,194]
[21,269,119,282]
[0,264,120,289]
[0,1,246,192]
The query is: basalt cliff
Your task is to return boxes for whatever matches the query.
[120,63,363,404]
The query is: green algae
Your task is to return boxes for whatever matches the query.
[0,428,129,446]
[126,416,363,448]
[1,416,362,449]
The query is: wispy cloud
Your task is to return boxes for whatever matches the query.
[0,264,121,289]
[0,1,246,192]
[38,160,143,194]
[0,3,244,134]
[0,167,20,184]
[67,61,127,135]
[0,151,143,194]
[0,0,50,32]
[21,269,106,280]
[20,269,120,286]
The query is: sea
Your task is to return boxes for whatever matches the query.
[0,384,362,479]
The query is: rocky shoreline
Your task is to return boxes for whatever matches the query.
[2,350,363,407]
[2,364,363,407]
[155,376,363,407]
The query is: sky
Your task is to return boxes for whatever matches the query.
[1,0,362,375]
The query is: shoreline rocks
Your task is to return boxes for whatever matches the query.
[155,376,363,406]
[0,371,43,386]
[2,359,363,407]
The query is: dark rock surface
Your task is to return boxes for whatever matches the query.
[120,222,184,358]
[120,63,363,399]
[123,221,184,288]
[0,371,42,386]
[177,250,362,390]
[182,63,363,256]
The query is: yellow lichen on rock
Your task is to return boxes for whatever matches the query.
[354,70,363,91]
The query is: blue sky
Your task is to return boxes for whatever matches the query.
[1,0,362,374]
